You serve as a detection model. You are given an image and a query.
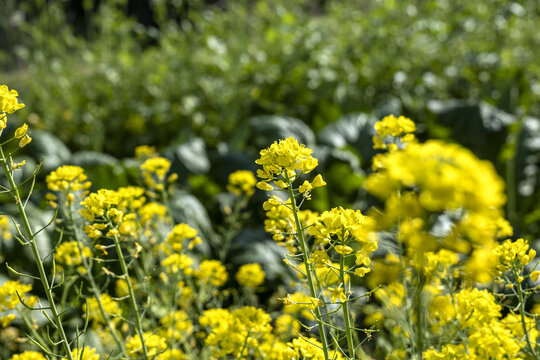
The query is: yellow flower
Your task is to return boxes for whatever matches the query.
[335,245,353,255]
[18,134,32,148]
[126,332,167,358]
[256,137,319,189]
[14,123,27,138]
[9,351,47,360]
[159,310,193,340]
[54,241,92,272]
[0,280,33,311]
[374,114,416,138]
[164,223,198,253]
[1,314,16,327]
[227,170,257,197]
[196,260,228,287]
[140,157,171,189]
[0,85,25,114]
[236,263,265,288]
[71,347,100,360]
[134,145,157,159]
[494,238,536,274]
[83,294,122,325]
[47,166,92,195]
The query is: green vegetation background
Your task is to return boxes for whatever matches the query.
[1,0,540,271]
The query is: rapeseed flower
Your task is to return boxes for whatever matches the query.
[0,85,25,115]
[9,352,46,360]
[236,263,265,288]
[227,170,257,197]
[196,260,228,287]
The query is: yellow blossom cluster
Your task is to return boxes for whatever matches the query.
[159,310,193,340]
[308,207,378,277]
[262,195,318,250]
[46,166,92,204]
[83,294,122,326]
[134,145,157,159]
[287,336,343,360]
[54,241,92,273]
[126,332,168,358]
[0,216,11,242]
[164,223,200,253]
[200,306,272,358]
[0,85,31,146]
[372,114,417,151]
[0,280,36,328]
[255,137,319,189]
[71,347,100,360]
[236,263,265,288]
[0,280,35,312]
[140,156,171,190]
[366,140,505,215]
[161,253,194,275]
[195,259,228,287]
[227,170,257,197]
[9,352,46,360]
[80,187,146,240]
[493,238,536,274]
[0,85,25,115]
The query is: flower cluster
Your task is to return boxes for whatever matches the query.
[236,263,265,288]
[54,241,92,273]
[0,85,25,116]
[372,114,416,150]
[46,165,92,204]
[227,170,257,197]
[255,137,319,189]
[195,260,228,287]
[493,238,536,274]
[140,157,172,190]
[200,306,272,358]
[80,187,146,240]
[83,294,122,326]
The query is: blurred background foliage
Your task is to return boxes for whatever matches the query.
[1,0,540,262]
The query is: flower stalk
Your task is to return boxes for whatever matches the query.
[0,146,75,360]
[287,180,330,360]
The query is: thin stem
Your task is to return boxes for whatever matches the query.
[17,308,52,353]
[340,255,355,359]
[0,146,75,360]
[286,176,330,360]
[219,199,243,262]
[514,266,538,359]
[67,204,127,355]
[414,265,425,360]
[111,231,149,359]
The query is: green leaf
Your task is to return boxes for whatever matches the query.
[164,137,210,177]
[249,115,316,148]
[169,190,214,256]
[28,130,71,173]
[427,100,516,163]
[71,151,128,189]
[317,113,378,166]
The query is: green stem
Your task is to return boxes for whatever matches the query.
[219,199,242,262]
[340,255,355,359]
[506,157,516,226]
[286,179,330,360]
[17,308,52,353]
[67,204,127,355]
[111,231,149,359]
[0,146,74,360]
[414,265,425,359]
[514,267,538,359]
